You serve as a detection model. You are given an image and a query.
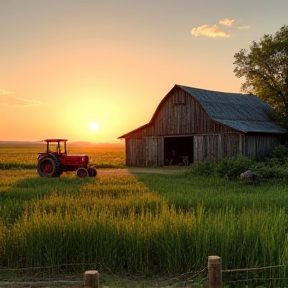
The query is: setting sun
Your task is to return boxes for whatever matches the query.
[89,122,99,132]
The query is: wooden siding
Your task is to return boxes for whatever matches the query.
[145,137,164,166]
[125,88,236,139]
[125,139,145,166]
[125,137,164,166]
[193,133,242,163]
[149,90,235,136]
[245,134,281,159]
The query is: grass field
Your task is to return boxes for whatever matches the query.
[1,143,288,287]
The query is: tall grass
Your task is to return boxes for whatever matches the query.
[0,169,288,278]
[1,144,288,287]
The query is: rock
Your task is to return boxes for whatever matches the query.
[240,170,257,181]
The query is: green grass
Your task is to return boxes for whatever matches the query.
[136,170,288,287]
[136,170,288,212]
[1,145,288,287]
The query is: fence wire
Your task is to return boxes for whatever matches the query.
[0,263,208,287]
[222,264,288,287]
[1,262,288,287]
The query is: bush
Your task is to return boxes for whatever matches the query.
[251,162,288,181]
[191,160,217,176]
[266,144,288,166]
[217,156,253,180]
[191,144,288,182]
[268,144,288,159]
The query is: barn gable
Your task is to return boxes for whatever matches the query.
[119,85,286,166]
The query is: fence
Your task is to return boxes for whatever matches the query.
[208,255,288,288]
[1,257,288,287]
[62,259,288,287]
[80,261,288,288]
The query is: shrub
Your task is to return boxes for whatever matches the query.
[191,144,288,182]
[251,163,288,181]
[191,160,217,176]
[217,156,253,180]
[266,144,288,166]
[268,144,288,159]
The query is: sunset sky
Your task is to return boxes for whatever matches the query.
[1,0,288,143]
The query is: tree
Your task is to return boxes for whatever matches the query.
[233,25,288,125]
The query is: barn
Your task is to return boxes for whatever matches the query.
[119,84,287,166]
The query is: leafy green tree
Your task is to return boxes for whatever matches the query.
[233,25,288,124]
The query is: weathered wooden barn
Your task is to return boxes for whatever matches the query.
[119,85,287,166]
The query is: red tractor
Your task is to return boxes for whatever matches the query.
[37,139,97,178]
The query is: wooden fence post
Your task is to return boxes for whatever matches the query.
[84,270,100,288]
[208,255,221,288]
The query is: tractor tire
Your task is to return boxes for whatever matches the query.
[77,167,89,178]
[37,156,61,177]
[88,167,97,177]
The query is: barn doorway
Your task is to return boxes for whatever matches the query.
[164,136,193,166]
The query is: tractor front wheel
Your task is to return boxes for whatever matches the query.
[88,167,97,177]
[77,168,88,178]
[37,156,61,177]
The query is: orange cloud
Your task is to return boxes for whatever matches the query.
[219,18,235,27]
[237,25,250,29]
[0,89,47,107]
[191,25,231,38]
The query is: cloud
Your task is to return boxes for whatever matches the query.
[237,25,250,30]
[0,89,47,107]
[0,89,11,96]
[191,25,231,38]
[191,18,250,38]
[219,18,235,27]
[220,18,250,30]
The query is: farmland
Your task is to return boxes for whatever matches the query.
[1,143,288,287]
[0,142,125,170]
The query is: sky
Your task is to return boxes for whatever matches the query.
[1,0,288,143]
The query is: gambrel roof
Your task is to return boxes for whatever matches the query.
[119,84,286,138]
[178,85,286,134]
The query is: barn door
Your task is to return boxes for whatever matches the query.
[145,137,164,166]
[164,136,194,165]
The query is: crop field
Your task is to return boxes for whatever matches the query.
[0,143,125,169]
[1,143,288,287]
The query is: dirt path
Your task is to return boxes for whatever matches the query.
[97,166,190,176]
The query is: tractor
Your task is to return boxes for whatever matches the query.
[37,139,97,178]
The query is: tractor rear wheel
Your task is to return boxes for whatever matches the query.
[88,167,97,177]
[77,167,88,178]
[37,156,61,177]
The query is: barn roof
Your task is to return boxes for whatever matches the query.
[178,85,286,133]
[119,85,286,138]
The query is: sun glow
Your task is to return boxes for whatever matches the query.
[89,122,99,132]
